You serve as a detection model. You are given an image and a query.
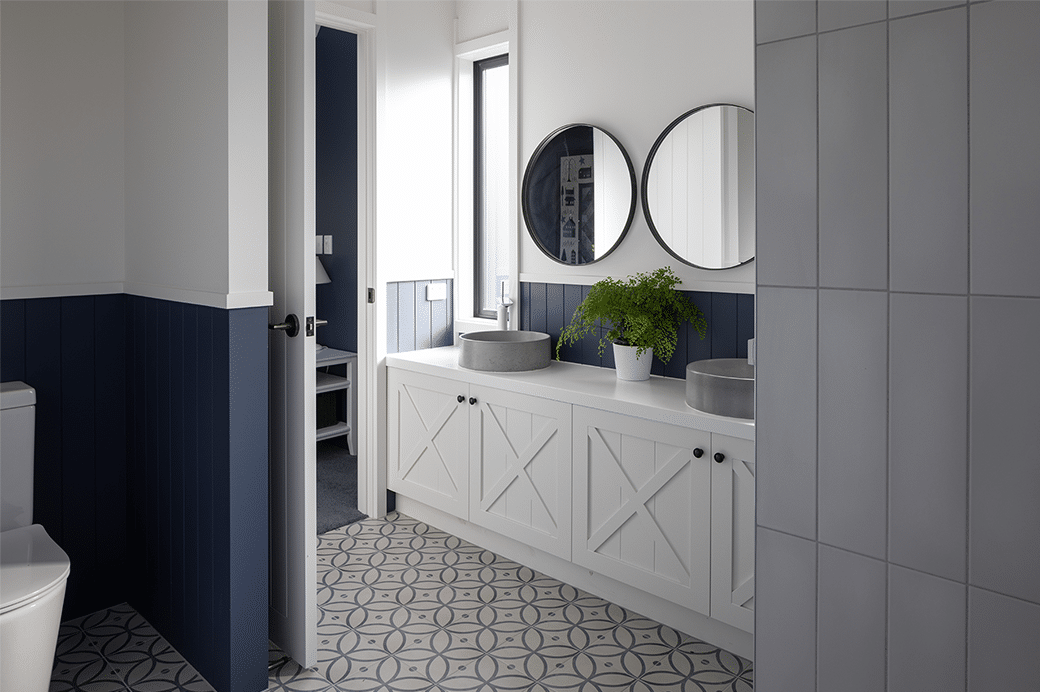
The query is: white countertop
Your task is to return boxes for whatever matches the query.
[386,346,755,441]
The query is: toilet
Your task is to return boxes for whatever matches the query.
[1,381,71,692]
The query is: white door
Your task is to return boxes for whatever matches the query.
[710,434,755,633]
[572,406,713,615]
[268,0,317,668]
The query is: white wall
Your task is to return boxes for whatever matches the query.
[518,0,754,291]
[227,1,270,304]
[376,0,456,283]
[1,0,270,309]
[0,1,126,298]
[125,0,270,309]
[456,0,512,43]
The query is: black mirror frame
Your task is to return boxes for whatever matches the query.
[521,123,637,266]
[641,103,756,271]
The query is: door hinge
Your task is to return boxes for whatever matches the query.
[367,288,375,304]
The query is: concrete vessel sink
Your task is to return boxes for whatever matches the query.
[459,330,551,372]
[686,358,755,419]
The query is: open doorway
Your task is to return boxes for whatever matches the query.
[314,25,365,534]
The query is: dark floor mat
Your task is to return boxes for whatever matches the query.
[316,441,366,534]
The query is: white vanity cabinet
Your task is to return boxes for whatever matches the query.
[572,406,713,615]
[385,349,756,657]
[387,368,572,558]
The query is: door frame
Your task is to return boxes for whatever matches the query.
[314,2,382,519]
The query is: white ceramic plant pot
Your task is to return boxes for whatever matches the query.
[613,342,652,381]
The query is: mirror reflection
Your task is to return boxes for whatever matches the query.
[643,104,755,270]
[522,124,636,265]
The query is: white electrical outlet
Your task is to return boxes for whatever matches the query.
[315,235,324,254]
[323,235,333,254]
[426,283,446,301]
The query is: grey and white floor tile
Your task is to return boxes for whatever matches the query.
[267,512,753,692]
[51,602,214,692]
[53,513,753,691]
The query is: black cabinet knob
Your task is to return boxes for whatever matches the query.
[693,448,704,458]
[469,397,477,405]
[457,395,465,403]
[714,452,725,464]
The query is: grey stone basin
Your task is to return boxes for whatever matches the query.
[458,330,551,372]
[686,358,755,419]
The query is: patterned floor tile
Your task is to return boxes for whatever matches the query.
[53,511,753,692]
[50,604,214,692]
[306,512,754,692]
[267,643,334,692]
[49,621,129,692]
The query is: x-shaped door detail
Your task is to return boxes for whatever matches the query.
[478,403,559,528]
[586,427,691,579]
[398,385,462,492]
[729,458,755,607]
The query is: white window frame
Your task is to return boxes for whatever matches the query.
[453,26,518,337]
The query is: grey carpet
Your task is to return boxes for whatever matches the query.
[316,441,366,534]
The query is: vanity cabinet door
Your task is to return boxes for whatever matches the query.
[469,387,572,559]
[709,434,755,633]
[572,406,713,615]
[387,369,470,519]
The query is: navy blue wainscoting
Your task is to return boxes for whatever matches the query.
[0,295,127,620]
[3,295,269,692]
[387,279,455,354]
[124,296,269,692]
[521,282,755,379]
[315,26,358,354]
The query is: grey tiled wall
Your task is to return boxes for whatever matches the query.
[386,279,454,354]
[755,1,1040,690]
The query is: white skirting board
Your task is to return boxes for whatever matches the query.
[395,496,755,661]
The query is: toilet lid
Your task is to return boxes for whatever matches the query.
[0,524,71,615]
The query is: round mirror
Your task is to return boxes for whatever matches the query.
[522,124,636,265]
[642,104,755,270]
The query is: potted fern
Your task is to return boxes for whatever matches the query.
[557,267,707,380]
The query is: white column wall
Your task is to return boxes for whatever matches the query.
[125,0,271,309]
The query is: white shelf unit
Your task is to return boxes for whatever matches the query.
[315,347,357,452]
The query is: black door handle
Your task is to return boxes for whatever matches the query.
[269,314,299,338]
[714,452,725,464]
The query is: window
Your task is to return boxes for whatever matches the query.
[473,54,510,320]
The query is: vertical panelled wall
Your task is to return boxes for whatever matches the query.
[754,2,1040,691]
[0,295,268,692]
[521,282,754,379]
[0,296,128,620]
[387,280,455,354]
[124,296,269,692]
[315,27,359,353]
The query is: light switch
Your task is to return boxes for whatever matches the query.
[426,283,447,301]
[323,235,333,254]
[315,235,324,254]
